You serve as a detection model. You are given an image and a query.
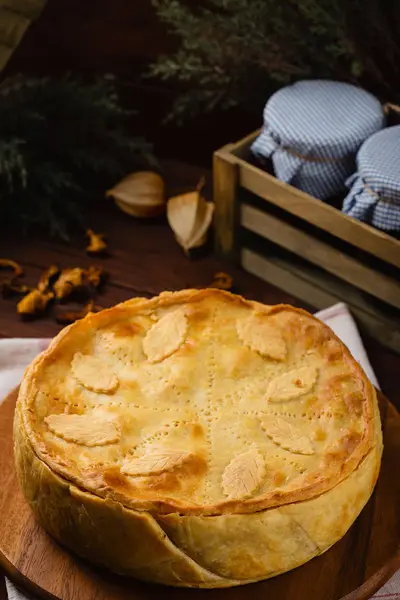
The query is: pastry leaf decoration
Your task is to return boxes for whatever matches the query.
[222,448,265,499]
[267,366,318,402]
[143,309,188,362]
[121,449,193,476]
[261,415,314,455]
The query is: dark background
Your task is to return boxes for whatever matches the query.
[4,0,260,167]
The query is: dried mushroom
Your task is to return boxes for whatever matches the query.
[53,268,88,300]
[86,229,108,255]
[53,266,106,301]
[2,281,32,299]
[55,300,101,324]
[167,177,214,254]
[38,264,60,292]
[0,259,23,278]
[107,172,165,218]
[0,258,29,299]
[87,265,106,289]
[209,272,233,291]
[1,247,109,324]
[17,289,54,318]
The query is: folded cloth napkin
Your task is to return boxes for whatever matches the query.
[0,304,396,599]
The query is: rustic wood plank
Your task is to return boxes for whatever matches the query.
[230,151,400,268]
[0,210,303,339]
[364,399,400,581]
[227,130,260,159]
[361,337,400,410]
[242,248,339,308]
[241,204,400,309]
[213,148,239,260]
[241,248,400,354]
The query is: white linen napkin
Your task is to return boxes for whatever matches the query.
[0,304,395,599]
[315,303,380,390]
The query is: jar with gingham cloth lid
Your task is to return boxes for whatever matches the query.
[251,80,385,200]
[343,125,400,232]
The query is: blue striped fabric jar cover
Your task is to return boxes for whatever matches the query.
[251,80,385,200]
[343,125,400,232]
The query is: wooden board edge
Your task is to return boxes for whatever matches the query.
[0,388,58,599]
[343,551,400,600]
[344,394,400,599]
[0,547,58,600]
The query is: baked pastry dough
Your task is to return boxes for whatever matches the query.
[14,289,382,587]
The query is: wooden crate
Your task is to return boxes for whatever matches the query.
[213,128,400,353]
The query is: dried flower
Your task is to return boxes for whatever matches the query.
[107,171,165,218]
[167,177,214,254]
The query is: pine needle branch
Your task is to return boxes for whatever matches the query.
[0,74,154,237]
[150,0,400,120]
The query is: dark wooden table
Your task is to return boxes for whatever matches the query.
[0,161,399,600]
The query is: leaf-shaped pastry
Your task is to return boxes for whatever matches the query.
[267,366,318,402]
[121,449,193,476]
[222,449,265,499]
[236,315,286,361]
[261,415,314,455]
[45,414,120,446]
[71,353,119,393]
[143,309,188,362]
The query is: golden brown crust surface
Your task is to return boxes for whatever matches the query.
[14,289,382,586]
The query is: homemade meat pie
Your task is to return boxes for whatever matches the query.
[14,289,382,587]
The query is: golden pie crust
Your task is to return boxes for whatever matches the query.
[14,289,382,587]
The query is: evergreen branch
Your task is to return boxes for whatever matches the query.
[0,74,154,237]
[150,0,397,120]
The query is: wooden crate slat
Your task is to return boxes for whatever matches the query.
[241,248,400,353]
[244,239,400,323]
[213,150,239,260]
[241,204,400,309]
[213,133,400,353]
[222,151,400,268]
[228,130,260,159]
[242,248,338,307]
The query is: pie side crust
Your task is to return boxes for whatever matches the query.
[14,393,382,586]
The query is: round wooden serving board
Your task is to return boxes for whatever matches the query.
[1,389,400,600]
